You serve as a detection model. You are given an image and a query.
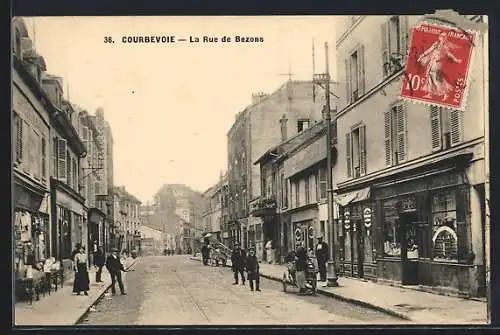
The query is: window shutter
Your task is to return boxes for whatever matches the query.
[15,115,23,163]
[399,15,409,62]
[345,58,351,105]
[359,124,366,176]
[57,138,67,182]
[396,103,408,163]
[384,110,392,166]
[357,44,365,96]
[381,21,390,77]
[41,137,46,177]
[346,132,352,178]
[430,105,442,151]
[450,110,463,146]
[67,151,72,186]
[23,121,30,172]
[33,131,41,179]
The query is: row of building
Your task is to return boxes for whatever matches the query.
[12,17,143,281]
[200,14,488,298]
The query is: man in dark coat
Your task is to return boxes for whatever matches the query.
[201,241,210,266]
[231,242,246,285]
[245,246,261,292]
[94,245,105,283]
[315,235,329,283]
[105,247,127,295]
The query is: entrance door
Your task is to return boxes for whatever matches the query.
[401,212,419,285]
[356,221,365,278]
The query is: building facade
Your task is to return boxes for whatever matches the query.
[201,173,227,242]
[140,225,163,256]
[12,18,52,273]
[227,80,330,252]
[334,15,487,297]
[114,186,142,254]
[153,184,204,252]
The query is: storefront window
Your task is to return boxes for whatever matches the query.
[431,190,458,261]
[383,198,401,257]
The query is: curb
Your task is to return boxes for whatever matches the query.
[74,258,138,325]
[190,257,410,321]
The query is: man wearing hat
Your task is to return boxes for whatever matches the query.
[295,241,307,294]
[230,242,246,285]
[245,246,261,292]
[315,235,329,285]
[105,247,127,295]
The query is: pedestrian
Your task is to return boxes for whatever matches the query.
[295,241,308,294]
[246,247,261,292]
[105,247,127,296]
[73,245,90,296]
[315,235,329,285]
[71,243,82,293]
[201,242,209,265]
[265,240,273,264]
[94,245,105,283]
[231,242,246,285]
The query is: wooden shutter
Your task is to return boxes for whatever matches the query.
[15,114,23,163]
[67,151,72,186]
[41,137,46,178]
[381,20,390,77]
[359,124,366,176]
[430,105,442,151]
[57,138,67,182]
[346,132,352,178]
[399,15,409,61]
[345,58,351,104]
[384,110,392,166]
[33,131,41,179]
[450,110,463,146]
[357,45,366,96]
[23,121,30,172]
[396,103,408,163]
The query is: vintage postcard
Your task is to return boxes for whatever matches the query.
[11,14,489,326]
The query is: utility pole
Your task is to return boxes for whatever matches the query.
[323,41,339,287]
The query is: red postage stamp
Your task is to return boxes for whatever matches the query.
[401,21,477,111]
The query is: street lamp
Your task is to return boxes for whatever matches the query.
[314,42,339,287]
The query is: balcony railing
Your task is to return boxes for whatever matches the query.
[250,196,277,217]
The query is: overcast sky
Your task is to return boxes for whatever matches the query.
[23,16,338,204]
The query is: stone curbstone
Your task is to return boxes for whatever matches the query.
[190,256,410,321]
[74,258,138,325]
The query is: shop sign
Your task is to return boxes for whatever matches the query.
[363,207,372,229]
[401,196,417,212]
[295,228,301,241]
[344,211,351,230]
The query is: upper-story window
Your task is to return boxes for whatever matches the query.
[305,178,310,205]
[384,101,408,166]
[430,106,463,152]
[345,44,365,104]
[280,173,288,209]
[318,166,327,200]
[381,16,409,77]
[346,123,367,178]
[297,119,310,133]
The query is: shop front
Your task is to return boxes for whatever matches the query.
[336,187,375,280]
[50,178,86,278]
[371,161,486,297]
[88,208,106,264]
[13,175,50,273]
[290,207,318,252]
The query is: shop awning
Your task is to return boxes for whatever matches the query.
[334,187,371,207]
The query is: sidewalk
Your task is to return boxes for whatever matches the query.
[190,255,488,324]
[14,257,137,326]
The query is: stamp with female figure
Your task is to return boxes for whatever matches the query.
[401,21,478,111]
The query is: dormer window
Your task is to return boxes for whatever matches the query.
[297,119,310,132]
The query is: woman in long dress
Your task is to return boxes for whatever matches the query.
[417,32,463,101]
[73,245,90,296]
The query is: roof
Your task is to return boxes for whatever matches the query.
[254,119,327,166]
[114,186,142,204]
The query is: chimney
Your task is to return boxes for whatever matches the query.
[251,91,269,105]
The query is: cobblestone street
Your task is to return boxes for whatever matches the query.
[79,256,406,325]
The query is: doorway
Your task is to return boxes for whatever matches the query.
[400,212,419,285]
[355,221,365,278]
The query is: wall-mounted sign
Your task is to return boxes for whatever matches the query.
[363,207,372,229]
[344,211,351,230]
[295,228,301,241]
[401,196,417,212]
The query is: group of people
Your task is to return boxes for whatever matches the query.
[228,235,330,294]
[71,244,129,296]
[230,242,261,292]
